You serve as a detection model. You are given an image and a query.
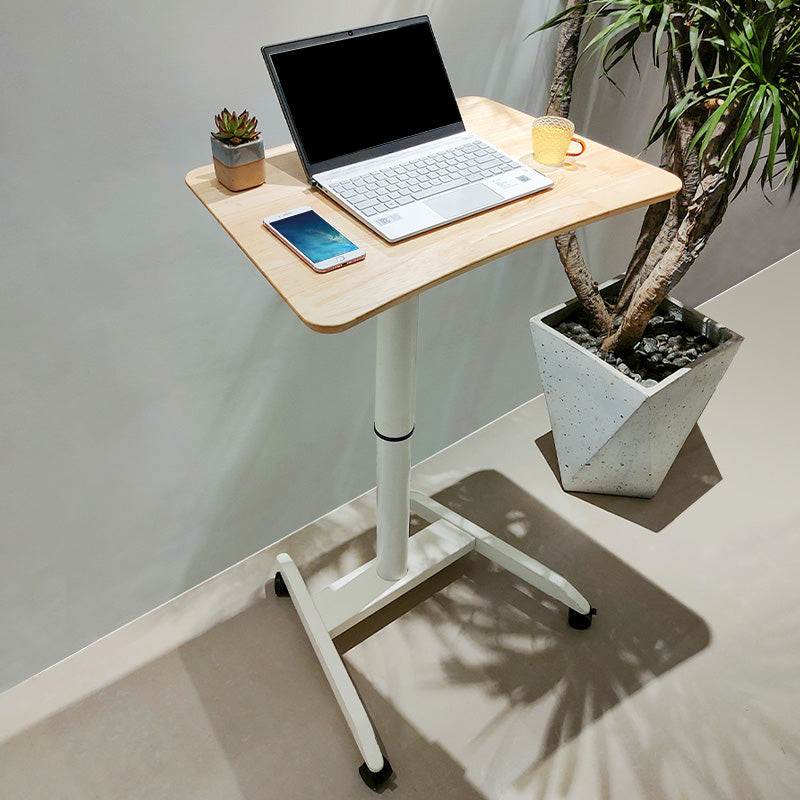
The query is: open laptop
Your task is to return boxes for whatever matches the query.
[261,16,553,243]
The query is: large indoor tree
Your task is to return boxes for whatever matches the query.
[536,0,800,354]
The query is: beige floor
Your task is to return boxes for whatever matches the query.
[2,253,799,799]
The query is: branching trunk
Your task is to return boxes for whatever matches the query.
[546,0,612,332]
[614,151,674,310]
[616,12,700,312]
[601,12,749,354]
[603,93,744,353]
[602,171,730,351]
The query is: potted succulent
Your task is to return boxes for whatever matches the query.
[529,0,799,496]
[211,108,266,192]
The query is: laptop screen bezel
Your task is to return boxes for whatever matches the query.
[261,16,466,180]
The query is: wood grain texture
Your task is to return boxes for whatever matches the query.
[185,96,682,333]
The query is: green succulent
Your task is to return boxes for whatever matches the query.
[212,108,261,145]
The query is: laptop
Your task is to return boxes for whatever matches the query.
[261,16,553,243]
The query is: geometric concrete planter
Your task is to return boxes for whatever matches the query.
[211,135,266,192]
[530,277,744,498]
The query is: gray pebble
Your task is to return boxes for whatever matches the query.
[641,337,658,354]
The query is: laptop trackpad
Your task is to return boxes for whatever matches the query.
[423,182,503,219]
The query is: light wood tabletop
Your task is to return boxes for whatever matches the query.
[186,96,681,333]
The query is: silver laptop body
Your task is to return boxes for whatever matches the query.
[262,16,552,243]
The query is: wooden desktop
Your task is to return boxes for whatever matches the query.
[186,96,680,333]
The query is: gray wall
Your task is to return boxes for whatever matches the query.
[1,0,797,692]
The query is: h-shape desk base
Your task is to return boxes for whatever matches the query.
[270,297,595,792]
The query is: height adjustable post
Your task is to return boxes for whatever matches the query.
[374,296,419,581]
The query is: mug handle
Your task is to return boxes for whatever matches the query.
[567,136,586,157]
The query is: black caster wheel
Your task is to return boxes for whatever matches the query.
[359,759,393,792]
[568,606,597,630]
[273,571,290,598]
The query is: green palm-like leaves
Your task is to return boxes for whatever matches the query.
[533,0,800,196]
[212,108,261,145]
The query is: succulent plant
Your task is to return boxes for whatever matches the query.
[212,108,261,145]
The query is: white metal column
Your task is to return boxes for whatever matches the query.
[374,296,419,580]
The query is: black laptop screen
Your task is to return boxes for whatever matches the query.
[267,19,463,169]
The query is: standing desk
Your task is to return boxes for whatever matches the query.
[186,96,682,790]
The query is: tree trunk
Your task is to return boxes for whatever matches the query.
[602,14,744,354]
[554,232,612,332]
[602,171,730,352]
[615,13,700,312]
[546,0,612,333]
[546,0,587,118]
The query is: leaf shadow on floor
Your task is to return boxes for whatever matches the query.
[173,469,715,799]
[299,469,712,796]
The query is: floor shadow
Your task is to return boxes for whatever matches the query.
[418,471,711,766]
[172,471,711,798]
[3,479,793,799]
[289,470,711,775]
[174,602,489,800]
[536,424,722,531]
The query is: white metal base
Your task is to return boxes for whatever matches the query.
[273,295,593,788]
[410,492,591,615]
[314,519,474,637]
[274,491,592,780]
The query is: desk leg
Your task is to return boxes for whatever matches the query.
[410,492,594,618]
[273,554,388,778]
[270,292,595,788]
[374,296,419,580]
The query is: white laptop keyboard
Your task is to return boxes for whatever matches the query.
[327,140,519,218]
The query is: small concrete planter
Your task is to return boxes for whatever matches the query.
[530,277,743,498]
[211,136,266,192]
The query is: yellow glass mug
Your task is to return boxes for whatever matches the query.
[531,116,586,165]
